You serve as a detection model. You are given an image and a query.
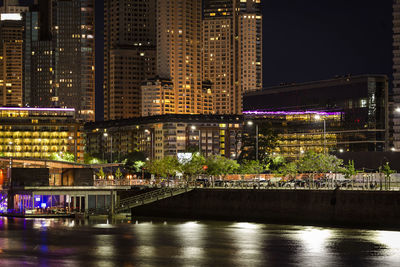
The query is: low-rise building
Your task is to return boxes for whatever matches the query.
[0,107,84,162]
[85,114,243,160]
[243,75,390,159]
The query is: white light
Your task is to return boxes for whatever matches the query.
[247,121,254,126]
[396,107,400,113]
[103,133,108,137]
[339,149,344,153]
[314,114,321,120]
[391,147,396,152]
[1,13,22,21]
[191,125,196,130]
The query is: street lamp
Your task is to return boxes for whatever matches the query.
[314,114,326,153]
[247,120,259,161]
[68,136,77,162]
[191,125,201,153]
[103,132,113,163]
[144,129,154,159]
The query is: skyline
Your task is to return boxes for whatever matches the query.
[94,0,392,120]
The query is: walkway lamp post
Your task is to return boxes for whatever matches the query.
[247,121,259,161]
[103,132,113,163]
[68,136,77,162]
[191,125,201,153]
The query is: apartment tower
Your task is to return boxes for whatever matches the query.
[202,0,262,114]
[103,0,156,120]
[0,9,25,107]
[24,0,95,121]
[155,0,212,115]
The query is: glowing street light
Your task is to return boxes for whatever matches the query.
[246,120,259,161]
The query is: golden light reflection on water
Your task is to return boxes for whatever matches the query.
[294,227,336,266]
[93,234,116,267]
[229,222,263,265]
[373,231,400,262]
[177,221,205,264]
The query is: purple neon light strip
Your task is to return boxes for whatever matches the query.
[243,110,342,116]
[0,107,75,112]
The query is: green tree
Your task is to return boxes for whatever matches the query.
[380,162,395,190]
[205,155,239,186]
[84,153,105,164]
[275,161,298,180]
[239,160,265,174]
[122,151,146,172]
[49,152,75,162]
[342,160,358,188]
[145,156,180,186]
[178,153,206,185]
[115,167,123,179]
[96,167,105,179]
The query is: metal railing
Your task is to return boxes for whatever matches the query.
[116,187,191,213]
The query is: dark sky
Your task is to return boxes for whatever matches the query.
[261,0,393,87]
[95,0,393,121]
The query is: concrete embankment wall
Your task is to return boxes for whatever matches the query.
[131,189,400,228]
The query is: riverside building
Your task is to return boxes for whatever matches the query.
[0,107,84,162]
[85,114,243,160]
[244,75,390,159]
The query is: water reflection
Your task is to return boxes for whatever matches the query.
[0,216,399,266]
[229,222,264,266]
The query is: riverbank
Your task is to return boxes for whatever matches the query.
[130,188,400,229]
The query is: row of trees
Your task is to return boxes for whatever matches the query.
[144,154,266,185]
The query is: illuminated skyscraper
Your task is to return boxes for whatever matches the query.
[24,0,95,121]
[202,0,262,114]
[103,0,156,120]
[0,12,24,107]
[156,0,212,115]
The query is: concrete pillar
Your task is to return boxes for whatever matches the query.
[85,193,89,214]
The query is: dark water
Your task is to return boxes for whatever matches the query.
[0,217,399,266]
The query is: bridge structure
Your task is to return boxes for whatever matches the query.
[115,187,192,213]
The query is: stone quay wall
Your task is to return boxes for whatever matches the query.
[131,188,400,229]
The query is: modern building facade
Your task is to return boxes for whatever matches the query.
[155,0,212,115]
[0,12,24,107]
[0,107,84,162]
[103,0,157,120]
[202,0,262,114]
[243,75,390,158]
[85,114,243,161]
[24,0,95,121]
[141,78,176,116]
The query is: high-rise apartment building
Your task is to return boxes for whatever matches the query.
[203,0,262,114]
[24,0,95,121]
[0,12,24,107]
[0,0,29,13]
[155,0,213,115]
[103,0,157,120]
[393,0,400,149]
[106,0,261,119]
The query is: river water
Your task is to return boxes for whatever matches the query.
[0,217,399,266]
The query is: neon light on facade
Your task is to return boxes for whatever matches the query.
[0,107,75,112]
[243,110,342,116]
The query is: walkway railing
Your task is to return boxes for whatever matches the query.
[115,187,192,213]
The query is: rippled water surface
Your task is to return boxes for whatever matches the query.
[0,217,400,266]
